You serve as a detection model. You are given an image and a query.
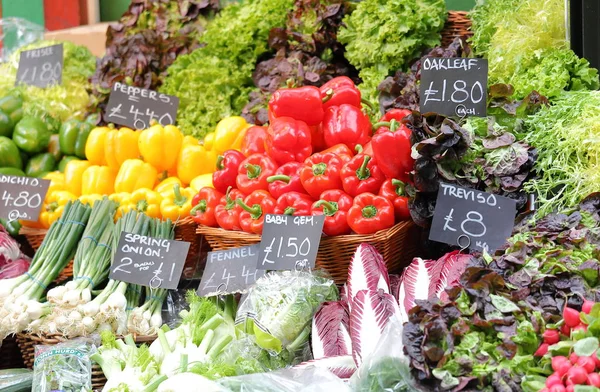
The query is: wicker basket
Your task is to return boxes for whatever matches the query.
[174,216,201,277]
[20,226,46,252]
[441,11,473,47]
[0,336,24,370]
[197,221,422,284]
[16,333,155,390]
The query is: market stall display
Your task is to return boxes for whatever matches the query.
[0,0,600,390]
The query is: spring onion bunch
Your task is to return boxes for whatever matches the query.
[0,200,91,339]
[28,198,117,336]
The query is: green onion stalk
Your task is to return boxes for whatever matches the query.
[128,218,173,336]
[28,198,118,337]
[0,200,91,339]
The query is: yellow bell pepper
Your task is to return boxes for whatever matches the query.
[122,188,163,219]
[160,184,195,220]
[64,160,92,197]
[176,143,218,184]
[40,190,76,228]
[85,126,109,166]
[155,177,183,198]
[114,159,158,193]
[138,124,183,174]
[203,132,215,151]
[81,166,116,195]
[104,127,140,170]
[213,116,250,154]
[190,174,214,192]
[108,192,131,219]
[182,135,199,147]
[43,171,66,196]
[79,194,103,206]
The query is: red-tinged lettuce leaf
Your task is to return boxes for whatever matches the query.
[389,274,401,303]
[311,301,352,359]
[347,244,390,307]
[350,289,400,367]
[398,257,442,323]
[435,251,475,302]
[294,355,357,379]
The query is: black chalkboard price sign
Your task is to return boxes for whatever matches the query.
[257,214,325,271]
[0,175,50,222]
[104,82,179,130]
[429,183,517,253]
[15,44,64,88]
[419,57,488,118]
[197,245,266,297]
[109,232,190,289]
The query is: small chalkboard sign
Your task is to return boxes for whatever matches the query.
[104,82,179,130]
[0,175,50,222]
[109,232,190,289]
[419,57,488,118]
[257,214,325,271]
[15,44,64,88]
[429,183,517,253]
[197,245,266,297]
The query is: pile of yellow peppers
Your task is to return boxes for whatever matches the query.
[22,116,251,229]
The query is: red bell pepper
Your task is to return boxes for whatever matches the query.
[347,193,395,234]
[274,192,313,216]
[371,118,413,182]
[268,86,325,126]
[265,117,312,165]
[310,124,327,153]
[215,187,246,231]
[320,76,361,110]
[191,187,224,227]
[236,153,278,194]
[322,104,371,151]
[241,125,267,156]
[321,143,354,162]
[340,154,386,197]
[380,108,412,123]
[311,189,353,236]
[379,179,411,221]
[212,150,246,194]
[299,152,344,199]
[236,190,276,234]
[267,162,306,199]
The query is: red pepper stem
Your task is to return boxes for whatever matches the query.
[224,187,235,210]
[362,205,378,219]
[392,179,406,196]
[245,163,262,179]
[355,145,363,153]
[236,199,262,220]
[267,175,291,184]
[190,200,207,214]
[322,89,334,103]
[314,200,339,216]
[284,207,296,215]
[312,163,327,176]
[172,184,187,207]
[356,155,372,180]
[216,155,225,170]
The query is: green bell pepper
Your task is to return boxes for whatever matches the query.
[0,110,13,138]
[0,167,25,176]
[0,218,21,237]
[13,117,51,154]
[25,152,56,178]
[0,94,24,115]
[58,119,92,159]
[58,155,79,172]
[0,94,24,138]
[48,134,63,162]
[0,136,23,169]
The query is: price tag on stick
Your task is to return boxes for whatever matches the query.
[420,57,488,118]
[0,175,49,222]
[15,44,64,88]
[257,214,325,271]
[104,82,179,130]
[109,232,190,289]
[429,183,517,253]
[197,245,266,297]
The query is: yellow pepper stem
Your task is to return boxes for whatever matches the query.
[172,184,188,207]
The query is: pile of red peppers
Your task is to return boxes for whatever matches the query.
[190,77,415,235]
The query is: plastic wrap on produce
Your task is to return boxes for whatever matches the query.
[0,369,33,391]
[0,18,45,62]
[218,366,352,392]
[349,316,418,392]
[32,338,96,392]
